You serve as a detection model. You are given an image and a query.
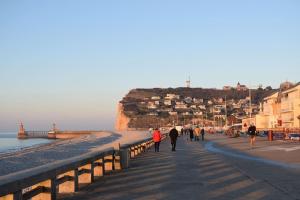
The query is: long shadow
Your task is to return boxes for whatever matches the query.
[63,137,295,200]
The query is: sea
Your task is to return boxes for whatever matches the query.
[0,132,52,153]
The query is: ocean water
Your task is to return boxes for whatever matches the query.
[0,132,52,153]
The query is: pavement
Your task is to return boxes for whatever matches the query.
[63,134,300,200]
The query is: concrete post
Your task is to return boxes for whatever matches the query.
[120,148,130,169]
[13,191,22,200]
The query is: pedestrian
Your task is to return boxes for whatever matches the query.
[169,127,179,151]
[194,126,201,141]
[181,128,184,137]
[248,123,257,148]
[152,128,162,152]
[189,128,194,142]
[201,128,205,141]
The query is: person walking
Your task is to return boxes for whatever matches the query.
[153,128,162,152]
[201,128,205,141]
[189,128,194,142]
[169,127,179,151]
[194,126,201,141]
[181,128,184,137]
[248,123,257,148]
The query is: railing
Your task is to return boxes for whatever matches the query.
[0,135,165,200]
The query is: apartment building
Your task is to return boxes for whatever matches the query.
[254,83,300,129]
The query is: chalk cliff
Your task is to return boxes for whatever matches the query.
[115,103,130,131]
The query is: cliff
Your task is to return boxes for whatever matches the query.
[115,103,131,131]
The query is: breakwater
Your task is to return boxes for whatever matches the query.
[18,130,103,140]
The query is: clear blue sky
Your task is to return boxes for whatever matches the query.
[0,0,300,131]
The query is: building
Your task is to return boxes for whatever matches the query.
[147,102,158,109]
[184,97,193,104]
[151,96,161,100]
[236,82,248,91]
[193,98,204,104]
[280,84,300,127]
[253,83,300,129]
[169,111,178,116]
[175,104,188,109]
[198,105,206,110]
[154,101,161,105]
[147,112,158,116]
[164,100,172,106]
[165,94,180,100]
[280,81,294,91]
[194,111,203,116]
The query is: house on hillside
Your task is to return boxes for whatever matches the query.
[236,82,248,91]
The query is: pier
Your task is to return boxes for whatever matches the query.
[17,123,103,139]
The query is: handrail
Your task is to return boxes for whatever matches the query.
[0,147,114,196]
[0,134,165,200]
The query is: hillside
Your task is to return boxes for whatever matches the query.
[116,87,276,130]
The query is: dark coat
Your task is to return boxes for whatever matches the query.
[201,129,205,135]
[248,126,256,136]
[189,129,194,138]
[169,128,179,141]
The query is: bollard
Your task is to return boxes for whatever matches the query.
[268,130,273,141]
[120,148,130,169]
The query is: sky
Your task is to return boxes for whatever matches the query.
[0,0,300,131]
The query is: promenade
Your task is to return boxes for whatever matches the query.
[63,134,300,200]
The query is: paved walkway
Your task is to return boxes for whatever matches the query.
[64,135,300,200]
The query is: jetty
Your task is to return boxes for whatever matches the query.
[17,123,102,139]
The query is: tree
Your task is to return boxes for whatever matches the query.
[265,86,273,91]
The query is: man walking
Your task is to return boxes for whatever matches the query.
[201,128,205,141]
[153,128,162,152]
[169,127,179,151]
[248,123,257,148]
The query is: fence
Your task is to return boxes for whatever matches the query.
[0,135,166,200]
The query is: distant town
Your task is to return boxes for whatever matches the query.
[116,81,300,131]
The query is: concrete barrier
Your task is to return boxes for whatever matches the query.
[0,134,167,200]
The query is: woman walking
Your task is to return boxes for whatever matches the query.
[153,128,162,152]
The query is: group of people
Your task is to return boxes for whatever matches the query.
[152,126,206,152]
[152,123,258,153]
[182,126,205,142]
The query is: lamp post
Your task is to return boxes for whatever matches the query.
[249,88,252,119]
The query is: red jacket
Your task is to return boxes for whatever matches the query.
[153,130,162,142]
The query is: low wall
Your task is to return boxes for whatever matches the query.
[0,134,167,200]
